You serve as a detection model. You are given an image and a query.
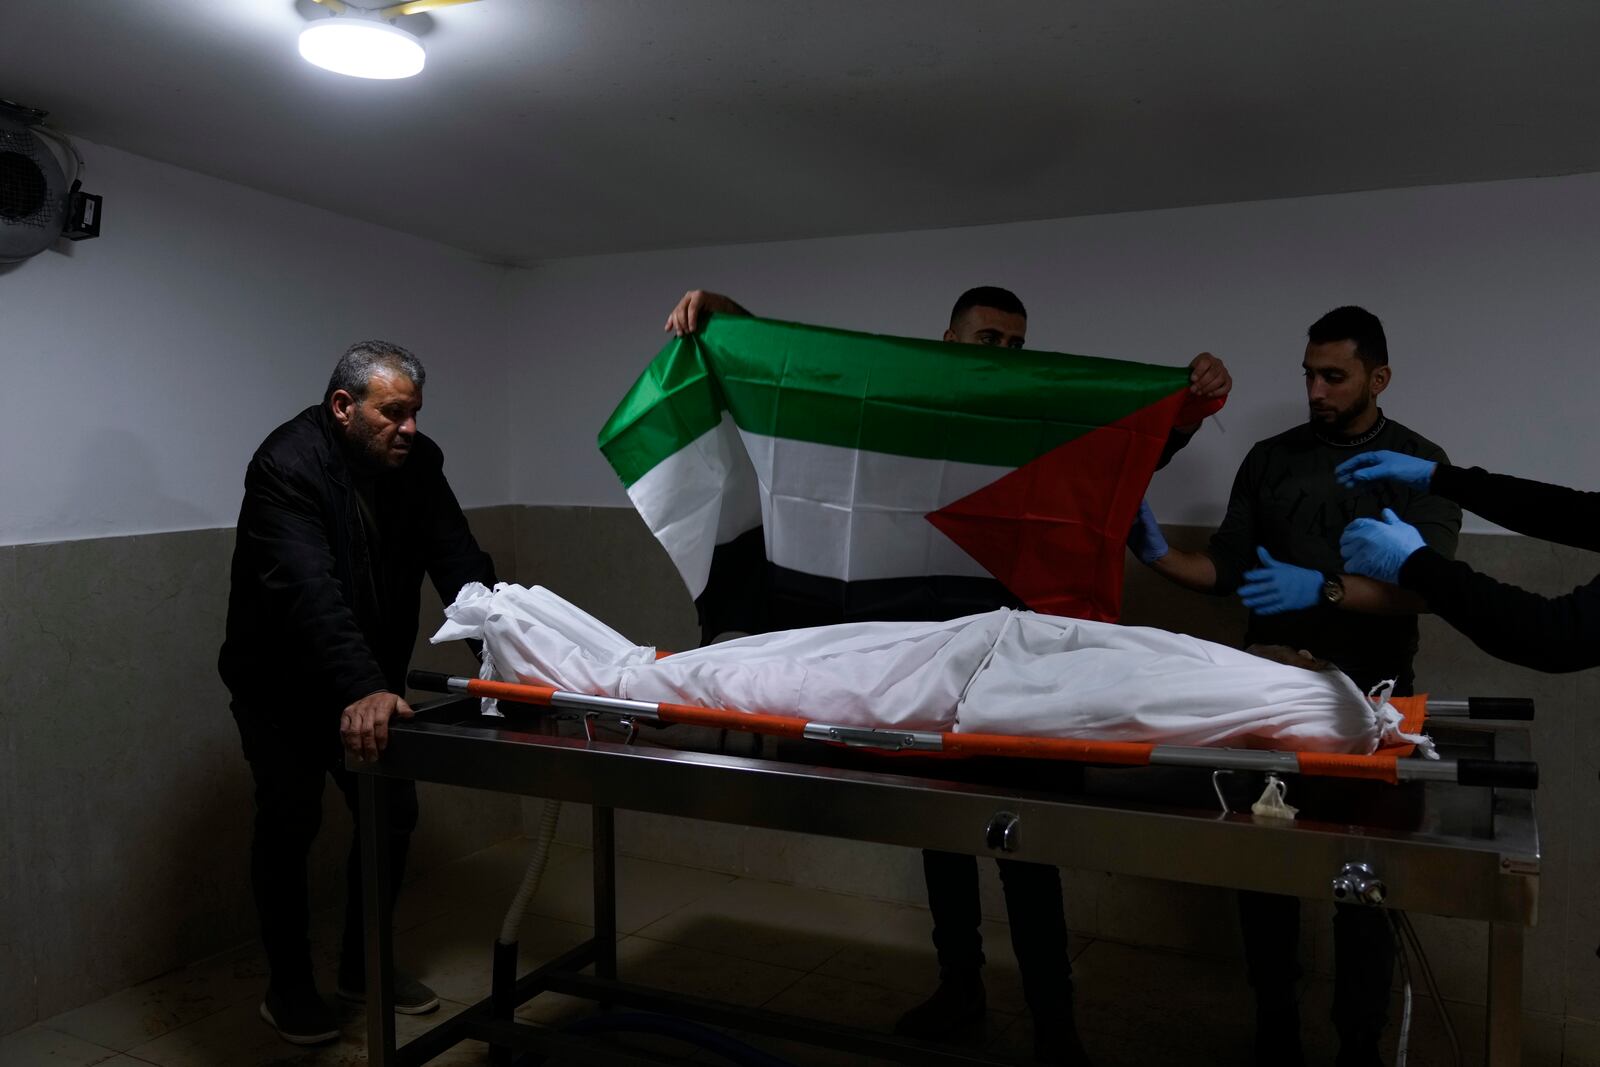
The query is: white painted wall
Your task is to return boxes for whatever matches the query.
[506,172,1600,534]
[6,148,1597,546]
[0,137,510,547]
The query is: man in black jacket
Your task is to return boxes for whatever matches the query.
[219,340,496,1044]
[665,287,1231,1066]
[1338,451,1600,671]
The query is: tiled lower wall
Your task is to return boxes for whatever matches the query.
[0,508,526,1037]
[3,504,1597,1042]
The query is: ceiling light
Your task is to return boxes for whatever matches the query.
[299,16,426,80]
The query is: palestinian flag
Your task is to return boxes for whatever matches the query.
[599,315,1222,639]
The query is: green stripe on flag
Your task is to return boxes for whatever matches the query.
[599,315,1194,486]
[598,337,726,487]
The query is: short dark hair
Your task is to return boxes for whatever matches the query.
[324,340,426,405]
[949,286,1027,327]
[1307,306,1388,368]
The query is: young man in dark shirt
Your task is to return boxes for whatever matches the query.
[1127,306,1462,1067]
[1338,451,1600,672]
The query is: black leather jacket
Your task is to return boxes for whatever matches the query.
[218,404,495,736]
[1399,464,1600,673]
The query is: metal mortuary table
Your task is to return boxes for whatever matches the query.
[354,696,1539,1066]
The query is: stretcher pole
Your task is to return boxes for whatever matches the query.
[1423,697,1535,721]
[407,672,1537,790]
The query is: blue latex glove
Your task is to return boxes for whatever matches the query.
[1340,507,1427,583]
[1238,547,1324,615]
[1127,499,1169,564]
[1334,450,1437,491]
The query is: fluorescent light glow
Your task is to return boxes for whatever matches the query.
[299,18,425,80]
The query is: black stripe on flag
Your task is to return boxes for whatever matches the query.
[695,527,1023,644]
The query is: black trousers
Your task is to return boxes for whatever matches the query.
[1236,669,1414,1051]
[1239,890,1394,1047]
[236,704,419,992]
[922,850,1073,1009]
[916,757,1080,1010]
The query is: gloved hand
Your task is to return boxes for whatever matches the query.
[1334,450,1437,491]
[1340,507,1426,583]
[1126,499,1170,564]
[1238,547,1323,615]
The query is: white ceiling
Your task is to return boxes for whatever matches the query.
[5,1,1598,265]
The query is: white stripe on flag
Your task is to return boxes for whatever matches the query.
[741,431,1012,582]
[627,415,762,598]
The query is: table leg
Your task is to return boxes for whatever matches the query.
[1486,920,1523,1066]
[361,773,397,1064]
[593,806,617,985]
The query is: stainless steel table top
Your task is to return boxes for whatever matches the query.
[359,698,1538,926]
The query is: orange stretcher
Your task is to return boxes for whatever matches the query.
[406,671,1538,789]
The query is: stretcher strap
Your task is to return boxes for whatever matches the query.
[1296,751,1400,784]
[446,675,1417,781]
[655,701,810,739]
[465,677,558,705]
[1379,694,1429,756]
[458,677,809,739]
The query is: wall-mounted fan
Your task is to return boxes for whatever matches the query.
[0,100,101,263]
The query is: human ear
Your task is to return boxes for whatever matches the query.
[330,389,357,427]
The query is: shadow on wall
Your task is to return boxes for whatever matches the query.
[0,234,80,277]
[46,429,213,542]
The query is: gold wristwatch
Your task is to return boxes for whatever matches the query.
[1321,572,1346,605]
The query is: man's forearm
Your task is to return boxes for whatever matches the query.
[1147,547,1218,593]
[1337,574,1428,616]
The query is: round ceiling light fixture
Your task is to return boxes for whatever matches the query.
[299,14,426,79]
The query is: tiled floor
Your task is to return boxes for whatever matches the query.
[0,837,1573,1065]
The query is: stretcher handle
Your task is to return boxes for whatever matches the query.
[1425,696,1535,721]
[1468,697,1535,721]
[409,670,457,694]
[1455,759,1539,790]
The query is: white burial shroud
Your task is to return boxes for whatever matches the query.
[434,583,1433,757]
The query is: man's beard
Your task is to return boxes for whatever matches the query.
[345,409,407,471]
[1308,392,1373,435]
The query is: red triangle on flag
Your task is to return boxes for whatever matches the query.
[926,391,1196,622]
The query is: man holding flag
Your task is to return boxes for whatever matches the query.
[655,286,1230,1065]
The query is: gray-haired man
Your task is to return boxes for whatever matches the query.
[220,341,496,1044]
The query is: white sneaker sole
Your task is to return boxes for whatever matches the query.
[336,986,441,1015]
[259,1001,340,1045]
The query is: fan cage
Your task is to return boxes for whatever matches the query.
[0,127,53,228]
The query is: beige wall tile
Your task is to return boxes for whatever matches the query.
[512,505,699,650]
[12,530,264,1018]
[0,546,38,1037]
[1,507,527,1036]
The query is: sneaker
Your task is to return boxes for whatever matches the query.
[1033,1009,1093,1066]
[259,986,340,1045]
[337,970,441,1015]
[893,969,987,1043]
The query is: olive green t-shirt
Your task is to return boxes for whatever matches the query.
[1208,414,1461,689]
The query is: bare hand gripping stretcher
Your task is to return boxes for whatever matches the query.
[411,583,1537,789]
